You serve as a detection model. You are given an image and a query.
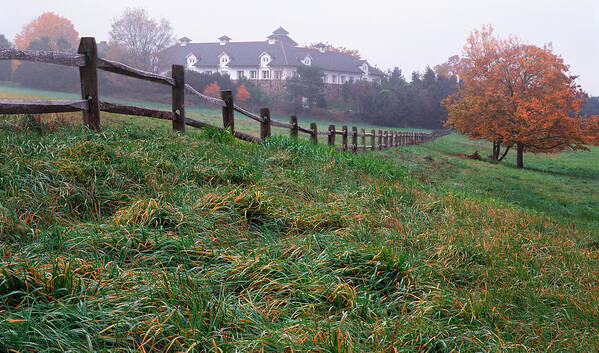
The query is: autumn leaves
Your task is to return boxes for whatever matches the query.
[443,26,598,168]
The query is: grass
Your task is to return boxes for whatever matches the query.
[0,110,597,351]
[0,84,428,143]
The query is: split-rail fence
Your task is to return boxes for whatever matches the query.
[0,37,450,151]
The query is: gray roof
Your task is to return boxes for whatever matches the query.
[160,34,384,77]
[272,26,289,35]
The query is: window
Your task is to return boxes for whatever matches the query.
[323,74,328,83]
[237,71,245,79]
[262,56,269,64]
[341,75,346,83]
[332,75,337,84]
[262,70,270,79]
[250,71,257,79]
[274,71,282,80]
[221,57,227,63]
[187,56,196,66]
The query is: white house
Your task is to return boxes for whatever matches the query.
[160,27,384,84]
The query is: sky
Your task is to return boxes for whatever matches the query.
[2,0,598,95]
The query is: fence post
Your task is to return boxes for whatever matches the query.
[370,129,376,151]
[290,115,298,138]
[328,124,336,146]
[352,126,358,153]
[310,122,318,145]
[360,128,365,150]
[342,125,348,151]
[77,37,100,131]
[221,90,234,133]
[260,108,271,139]
[377,130,382,150]
[171,65,186,132]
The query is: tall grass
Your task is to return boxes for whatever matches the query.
[0,113,597,352]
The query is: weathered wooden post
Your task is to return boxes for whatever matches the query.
[384,131,389,148]
[342,125,348,151]
[360,128,365,150]
[78,37,100,131]
[328,125,336,146]
[260,108,271,139]
[378,130,383,150]
[310,122,318,144]
[370,129,376,151]
[352,126,358,153]
[290,116,298,138]
[171,65,186,132]
[220,90,234,133]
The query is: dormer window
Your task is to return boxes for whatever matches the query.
[178,37,191,46]
[186,54,197,67]
[218,52,230,67]
[219,35,231,46]
[302,56,312,66]
[259,52,272,67]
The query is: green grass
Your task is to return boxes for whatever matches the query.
[0,111,597,352]
[0,84,427,144]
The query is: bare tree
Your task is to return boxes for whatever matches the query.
[109,8,174,71]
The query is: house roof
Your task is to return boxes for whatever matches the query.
[272,26,289,35]
[178,36,191,42]
[159,29,384,77]
[218,35,231,41]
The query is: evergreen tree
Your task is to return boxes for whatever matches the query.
[0,34,11,81]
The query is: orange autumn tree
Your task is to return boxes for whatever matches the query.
[443,26,588,168]
[236,84,250,102]
[585,116,599,146]
[203,82,221,97]
[15,12,79,51]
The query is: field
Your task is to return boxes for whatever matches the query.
[0,94,598,351]
[0,84,428,143]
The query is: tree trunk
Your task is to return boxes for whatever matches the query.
[492,141,500,160]
[498,145,511,161]
[516,143,524,169]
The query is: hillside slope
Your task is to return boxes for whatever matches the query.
[0,115,597,352]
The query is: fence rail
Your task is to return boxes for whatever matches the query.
[0,37,450,150]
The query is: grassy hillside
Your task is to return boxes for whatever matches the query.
[0,113,597,352]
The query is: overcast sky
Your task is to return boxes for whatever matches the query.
[3,0,598,94]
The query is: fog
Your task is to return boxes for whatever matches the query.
[3,0,598,94]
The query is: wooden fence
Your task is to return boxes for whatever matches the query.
[0,37,450,150]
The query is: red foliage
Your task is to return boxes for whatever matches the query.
[203,81,221,98]
[14,12,79,50]
[443,26,589,165]
[236,84,250,102]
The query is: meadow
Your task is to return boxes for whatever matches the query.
[0,89,598,351]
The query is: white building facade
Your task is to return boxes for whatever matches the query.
[160,27,384,84]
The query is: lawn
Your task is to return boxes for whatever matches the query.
[0,108,597,351]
